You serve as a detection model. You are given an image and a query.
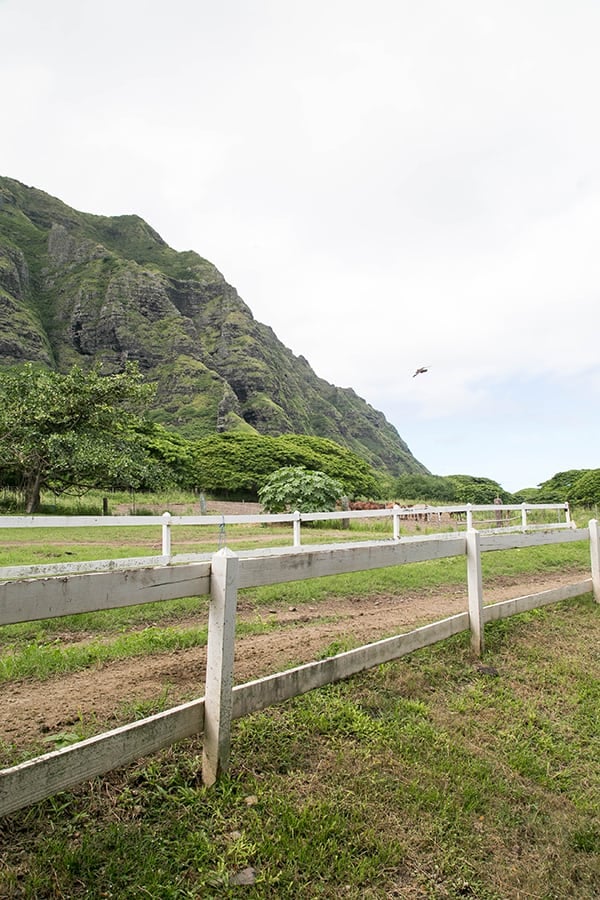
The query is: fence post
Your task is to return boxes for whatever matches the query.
[521,503,527,532]
[466,503,473,531]
[393,504,401,541]
[466,529,484,657]
[202,547,240,786]
[162,512,172,559]
[293,510,301,547]
[589,519,600,604]
[565,502,572,527]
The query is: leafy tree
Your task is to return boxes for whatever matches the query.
[536,469,592,502]
[446,475,510,504]
[565,469,600,507]
[258,466,344,513]
[189,433,380,498]
[394,474,459,503]
[0,363,169,513]
[511,487,541,503]
[135,422,197,488]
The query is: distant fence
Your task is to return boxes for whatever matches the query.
[0,515,596,817]
[0,502,572,581]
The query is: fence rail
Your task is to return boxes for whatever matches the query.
[0,516,596,816]
[0,502,573,582]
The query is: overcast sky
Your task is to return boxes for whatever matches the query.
[2,0,599,491]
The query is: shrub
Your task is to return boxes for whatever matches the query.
[258,466,344,513]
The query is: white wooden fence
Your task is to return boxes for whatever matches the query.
[0,516,596,816]
[0,501,572,581]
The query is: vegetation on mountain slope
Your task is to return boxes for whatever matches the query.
[0,175,426,478]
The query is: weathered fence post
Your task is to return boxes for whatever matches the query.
[162,512,172,559]
[393,504,401,541]
[466,503,473,531]
[293,510,301,547]
[589,519,600,604]
[466,528,484,656]
[565,502,572,527]
[202,547,240,786]
[521,503,528,532]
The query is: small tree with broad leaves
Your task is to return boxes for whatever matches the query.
[258,466,344,513]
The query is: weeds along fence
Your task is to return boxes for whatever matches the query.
[0,517,597,817]
[0,502,572,581]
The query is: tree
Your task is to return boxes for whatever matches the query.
[258,466,344,513]
[394,473,459,503]
[536,469,592,502]
[0,363,168,513]
[188,433,380,498]
[446,475,510,504]
[566,469,600,507]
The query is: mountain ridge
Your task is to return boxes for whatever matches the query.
[0,175,428,476]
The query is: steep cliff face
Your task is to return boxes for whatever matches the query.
[0,176,428,475]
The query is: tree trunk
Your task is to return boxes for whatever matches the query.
[25,472,42,514]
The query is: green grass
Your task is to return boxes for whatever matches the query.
[0,615,304,683]
[0,599,598,898]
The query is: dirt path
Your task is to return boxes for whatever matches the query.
[1,570,585,753]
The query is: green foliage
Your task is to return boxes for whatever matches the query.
[446,474,510,504]
[394,472,511,504]
[566,469,600,507]
[258,466,344,512]
[536,469,593,501]
[511,487,541,502]
[189,432,380,498]
[394,473,459,502]
[0,362,170,512]
[134,422,196,488]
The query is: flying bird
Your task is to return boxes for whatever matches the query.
[412,366,430,377]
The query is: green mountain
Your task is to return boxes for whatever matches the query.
[0,175,428,476]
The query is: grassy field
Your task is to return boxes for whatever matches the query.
[0,598,598,898]
[0,496,598,896]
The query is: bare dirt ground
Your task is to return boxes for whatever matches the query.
[1,568,584,752]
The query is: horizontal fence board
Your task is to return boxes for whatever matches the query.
[232,612,470,719]
[480,527,588,552]
[0,502,570,532]
[483,579,592,622]
[237,536,466,588]
[0,552,216,582]
[0,515,164,529]
[0,698,205,817]
[168,513,294,526]
[0,555,171,581]
[0,563,211,626]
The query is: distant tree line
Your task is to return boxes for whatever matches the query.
[1,363,598,513]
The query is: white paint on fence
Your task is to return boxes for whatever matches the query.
[466,529,484,656]
[202,548,239,785]
[0,562,212,626]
